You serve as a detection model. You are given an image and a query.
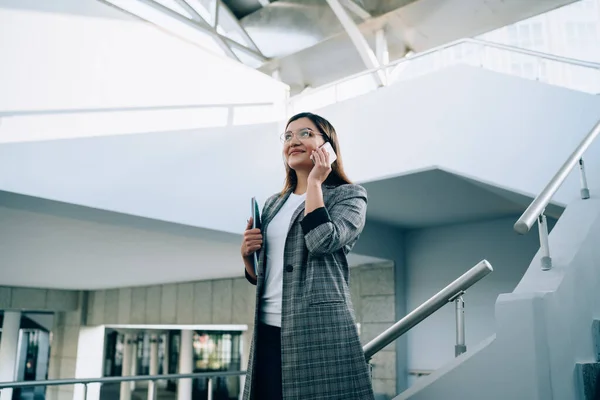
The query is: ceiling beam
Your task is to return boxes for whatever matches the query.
[212,0,219,27]
[375,29,389,65]
[340,0,371,20]
[325,0,384,86]
[105,0,267,63]
[173,0,239,61]
[217,0,263,55]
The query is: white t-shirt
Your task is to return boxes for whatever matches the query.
[260,192,306,327]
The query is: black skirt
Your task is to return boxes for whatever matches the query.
[253,322,283,400]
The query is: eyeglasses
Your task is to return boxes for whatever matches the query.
[280,128,326,143]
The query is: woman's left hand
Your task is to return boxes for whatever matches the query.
[307,146,332,185]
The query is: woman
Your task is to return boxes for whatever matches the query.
[240,112,374,400]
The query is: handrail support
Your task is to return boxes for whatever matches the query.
[579,158,590,199]
[538,213,552,270]
[207,377,213,400]
[455,295,466,357]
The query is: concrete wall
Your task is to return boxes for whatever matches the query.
[46,293,88,400]
[397,190,600,399]
[350,261,397,399]
[0,287,79,312]
[86,279,256,327]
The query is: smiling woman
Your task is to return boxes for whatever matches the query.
[240,112,373,400]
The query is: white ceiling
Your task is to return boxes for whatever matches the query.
[0,0,578,93]
[362,168,564,228]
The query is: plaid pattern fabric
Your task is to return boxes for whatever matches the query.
[242,183,374,400]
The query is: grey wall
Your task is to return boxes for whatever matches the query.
[0,287,79,312]
[354,220,407,393]
[46,293,88,400]
[403,215,553,386]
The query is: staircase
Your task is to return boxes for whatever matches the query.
[577,319,600,399]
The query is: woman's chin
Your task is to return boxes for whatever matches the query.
[288,160,311,171]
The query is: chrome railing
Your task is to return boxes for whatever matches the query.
[513,118,600,270]
[363,259,493,361]
[0,101,281,143]
[0,370,245,400]
[0,102,274,117]
[288,37,600,112]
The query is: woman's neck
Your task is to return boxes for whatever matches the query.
[294,170,309,194]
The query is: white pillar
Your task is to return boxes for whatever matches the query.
[0,311,21,400]
[177,330,193,400]
[34,332,50,398]
[148,335,159,400]
[130,339,138,392]
[160,333,169,388]
[120,334,133,400]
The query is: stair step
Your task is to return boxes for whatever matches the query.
[576,362,600,400]
[593,320,600,362]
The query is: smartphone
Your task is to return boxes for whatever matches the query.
[312,142,338,165]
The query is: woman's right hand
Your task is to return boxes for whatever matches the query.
[241,217,263,258]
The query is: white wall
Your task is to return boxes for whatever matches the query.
[1,66,599,235]
[0,0,287,141]
[403,216,551,385]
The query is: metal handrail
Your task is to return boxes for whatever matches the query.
[514,119,600,235]
[363,259,493,360]
[289,37,600,103]
[0,370,246,389]
[0,102,274,117]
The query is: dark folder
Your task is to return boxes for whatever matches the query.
[251,197,262,275]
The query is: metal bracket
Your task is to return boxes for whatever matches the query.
[448,291,465,302]
[455,344,467,357]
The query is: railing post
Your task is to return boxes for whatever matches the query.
[579,158,590,199]
[538,213,552,270]
[207,377,213,400]
[478,43,485,67]
[454,295,466,357]
[148,379,157,400]
[82,383,88,400]
[536,57,542,81]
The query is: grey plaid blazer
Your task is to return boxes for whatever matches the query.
[242,183,374,400]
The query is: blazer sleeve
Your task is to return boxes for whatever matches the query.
[300,184,367,255]
[245,269,257,285]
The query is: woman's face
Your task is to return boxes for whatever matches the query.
[283,117,326,171]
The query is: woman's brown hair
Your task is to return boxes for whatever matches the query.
[281,112,352,195]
